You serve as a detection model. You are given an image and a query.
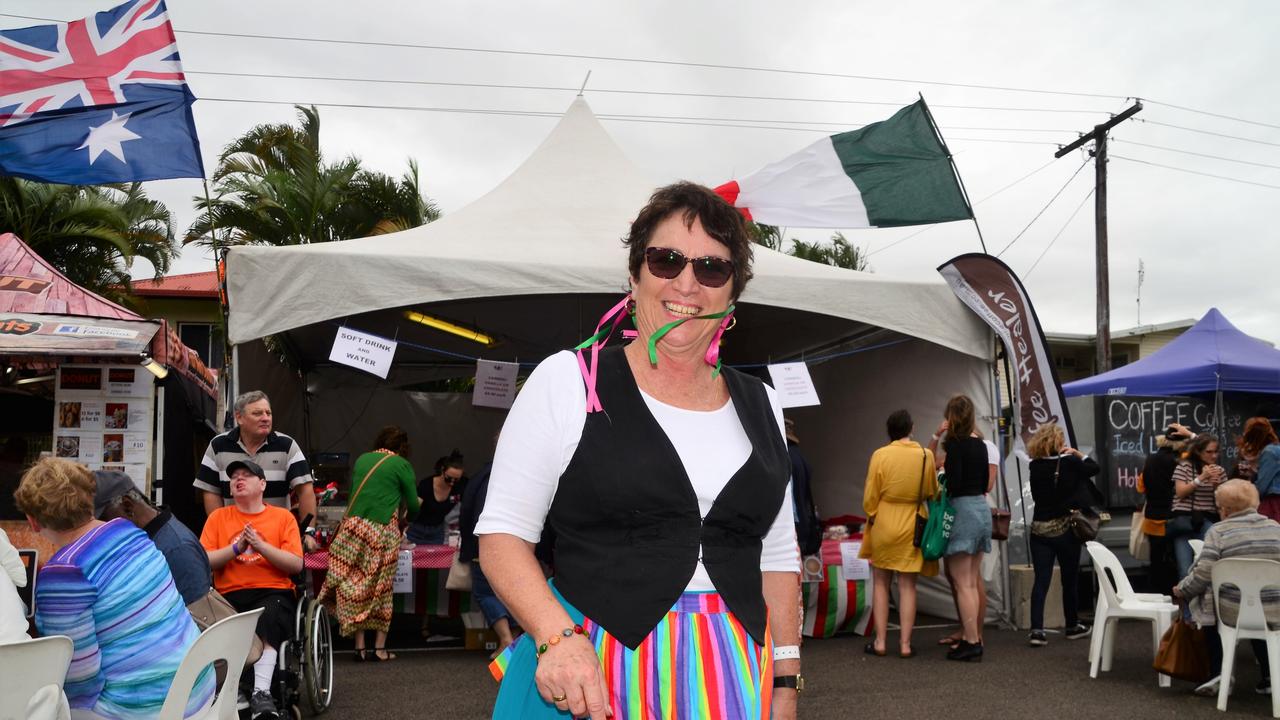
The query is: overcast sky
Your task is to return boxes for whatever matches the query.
[6,0,1279,343]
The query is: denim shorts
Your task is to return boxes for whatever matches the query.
[946,494,993,556]
[470,561,510,626]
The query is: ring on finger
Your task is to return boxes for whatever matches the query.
[551,693,568,702]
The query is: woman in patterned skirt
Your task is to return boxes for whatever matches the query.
[319,426,419,661]
[478,183,801,719]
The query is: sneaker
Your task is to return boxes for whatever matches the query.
[1064,624,1092,640]
[1028,630,1048,647]
[1194,676,1221,697]
[1258,677,1272,695]
[250,690,279,719]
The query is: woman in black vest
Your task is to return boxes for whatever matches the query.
[477,183,801,719]
[1140,424,1191,596]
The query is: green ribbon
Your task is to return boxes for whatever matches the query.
[647,304,735,378]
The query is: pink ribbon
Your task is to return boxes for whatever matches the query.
[703,311,735,372]
[575,295,632,413]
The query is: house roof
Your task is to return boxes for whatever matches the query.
[0,233,141,319]
[1046,318,1196,345]
[130,271,220,298]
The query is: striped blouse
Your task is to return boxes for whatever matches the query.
[1170,461,1218,515]
[35,518,213,719]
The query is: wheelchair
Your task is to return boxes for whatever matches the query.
[240,516,335,719]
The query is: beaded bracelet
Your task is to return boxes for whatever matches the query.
[536,624,586,658]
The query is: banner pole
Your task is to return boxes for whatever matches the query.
[202,178,234,426]
[918,93,988,254]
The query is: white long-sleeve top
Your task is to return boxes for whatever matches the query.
[0,528,30,642]
[476,351,800,591]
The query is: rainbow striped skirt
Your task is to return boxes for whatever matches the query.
[489,583,774,719]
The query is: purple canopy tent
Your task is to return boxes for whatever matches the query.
[1063,308,1280,398]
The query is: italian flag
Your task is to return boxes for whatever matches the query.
[715,99,973,229]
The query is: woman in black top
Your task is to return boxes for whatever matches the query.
[1140,425,1191,596]
[1026,423,1098,647]
[928,394,992,662]
[406,454,466,545]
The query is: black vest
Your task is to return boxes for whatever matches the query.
[548,348,791,649]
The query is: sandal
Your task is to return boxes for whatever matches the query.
[900,646,915,659]
[937,632,962,646]
[353,649,367,662]
[863,642,886,657]
[370,647,397,661]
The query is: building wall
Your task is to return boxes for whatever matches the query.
[135,297,220,324]
[1137,329,1184,357]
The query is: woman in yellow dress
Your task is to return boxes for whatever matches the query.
[860,409,939,658]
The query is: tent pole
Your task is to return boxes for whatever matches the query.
[999,349,1033,564]
[990,349,1014,627]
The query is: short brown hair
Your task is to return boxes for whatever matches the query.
[623,182,755,299]
[14,458,95,531]
[372,425,410,457]
[1027,423,1065,460]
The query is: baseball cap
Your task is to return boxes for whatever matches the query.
[93,470,138,518]
[226,459,266,479]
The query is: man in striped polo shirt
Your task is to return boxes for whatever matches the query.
[194,391,317,543]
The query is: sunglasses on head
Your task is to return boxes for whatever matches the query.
[644,247,734,289]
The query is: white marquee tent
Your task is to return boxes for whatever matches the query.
[226,97,1007,621]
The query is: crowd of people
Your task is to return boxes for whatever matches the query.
[2,180,1279,720]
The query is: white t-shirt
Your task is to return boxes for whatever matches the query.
[476,351,800,592]
[0,529,29,643]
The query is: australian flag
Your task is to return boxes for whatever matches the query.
[0,0,204,184]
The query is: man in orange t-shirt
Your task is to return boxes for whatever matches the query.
[201,459,303,719]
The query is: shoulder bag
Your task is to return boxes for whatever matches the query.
[990,444,1011,541]
[1056,455,1101,543]
[921,471,956,562]
[188,588,264,666]
[912,450,930,548]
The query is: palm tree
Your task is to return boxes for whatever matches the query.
[186,105,440,249]
[0,177,177,304]
[750,223,873,272]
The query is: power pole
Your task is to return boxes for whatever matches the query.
[1136,258,1145,325]
[1055,100,1143,374]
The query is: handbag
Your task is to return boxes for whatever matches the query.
[990,445,1011,541]
[1152,613,1211,682]
[921,473,956,561]
[445,554,472,592]
[1054,455,1101,543]
[187,588,263,666]
[1129,505,1151,561]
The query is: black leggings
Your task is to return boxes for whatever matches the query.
[1030,530,1082,630]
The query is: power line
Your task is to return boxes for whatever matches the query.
[1111,155,1280,191]
[868,159,1057,257]
[995,159,1091,257]
[0,10,1128,101]
[1115,139,1280,171]
[193,96,1062,141]
[1140,98,1280,132]
[183,69,1111,116]
[1024,187,1095,278]
[1136,119,1280,149]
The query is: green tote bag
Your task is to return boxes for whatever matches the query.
[921,472,956,561]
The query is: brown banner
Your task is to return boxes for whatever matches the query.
[938,253,1074,450]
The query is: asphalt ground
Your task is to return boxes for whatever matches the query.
[317,619,1280,719]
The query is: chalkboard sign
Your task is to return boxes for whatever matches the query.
[1093,395,1211,508]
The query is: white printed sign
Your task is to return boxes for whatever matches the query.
[473,360,519,409]
[329,327,397,379]
[393,550,413,594]
[839,541,871,581]
[766,362,820,408]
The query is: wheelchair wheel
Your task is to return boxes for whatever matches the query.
[302,600,334,714]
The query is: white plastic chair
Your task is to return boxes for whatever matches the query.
[1211,558,1280,717]
[158,608,263,720]
[0,635,73,720]
[1085,541,1179,687]
[1190,539,1206,564]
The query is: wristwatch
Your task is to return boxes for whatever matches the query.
[773,674,804,692]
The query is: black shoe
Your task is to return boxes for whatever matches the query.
[1064,624,1091,640]
[250,690,279,720]
[946,640,984,662]
[1258,677,1272,695]
[1028,630,1048,647]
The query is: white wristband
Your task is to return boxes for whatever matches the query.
[773,645,801,661]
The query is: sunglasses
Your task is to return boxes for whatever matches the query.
[644,247,735,289]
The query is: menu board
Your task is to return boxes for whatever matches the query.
[1092,394,1211,508]
[53,365,153,491]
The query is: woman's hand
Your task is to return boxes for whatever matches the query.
[771,688,798,720]
[935,420,949,437]
[1061,446,1082,458]
[534,634,612,719]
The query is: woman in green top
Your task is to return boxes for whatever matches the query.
[318,426,420,660]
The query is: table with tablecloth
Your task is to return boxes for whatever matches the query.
[801,536,872,638]
[304,544,472,616]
